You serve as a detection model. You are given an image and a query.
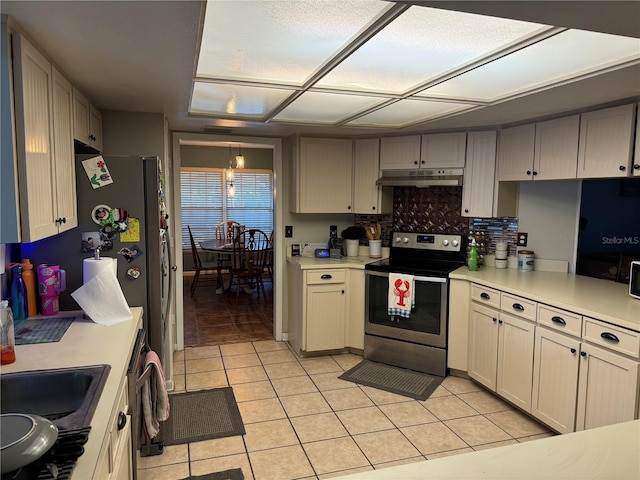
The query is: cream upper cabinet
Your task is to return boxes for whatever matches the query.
[291,137,353,213]
[73,86,103,151]
[497,123,535,181]
[12,33,76,242]
[461,131,497,217]
[379,135,421,170]
[353,138,392,214]
[577,104,635,178]
[633,102,640,177]
[498,116,579,181]
[534,115,580,180]
[421,132,466,168]
[532,326,581,434]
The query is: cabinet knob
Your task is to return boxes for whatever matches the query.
[420,160,425,165]
[532,171,538,176]
[492,317,497,323]
[634,164,640,170]
[347,205,351,210]
[341,290,345,294]
[570,348,577,354]
[414,160,419,165]
[498,319,503,324]
[526,170,532,176]
[619,165,626,171]
[464,208,469,213]
[372,206,376,211]
[117,411,127,430]
[580,351,587,358]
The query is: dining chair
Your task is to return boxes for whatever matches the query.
[187,225,218,297]
[228,228,270,303]
[262,230,274,284]
[215,220,243,243]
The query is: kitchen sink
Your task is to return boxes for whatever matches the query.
[0,364,111,430]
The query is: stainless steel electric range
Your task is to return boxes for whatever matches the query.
[364,232,467,377]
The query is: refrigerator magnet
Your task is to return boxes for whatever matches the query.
[82,156,113,189]
[92,205,112,224]
[120,218,140,242]
[126,267,141,279]
[118,245,143,263]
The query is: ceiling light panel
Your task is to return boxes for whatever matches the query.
[346,98,475,128]
[315,6,546,94]
[191,82,293,118]
[197,0,388,86]
[273,91,386,124]
[419,29,640,102]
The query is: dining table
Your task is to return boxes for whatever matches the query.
[199,238,235,294]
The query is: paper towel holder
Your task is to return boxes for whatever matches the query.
[94,246,102,260]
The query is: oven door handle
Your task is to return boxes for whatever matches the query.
[365,270,447,283]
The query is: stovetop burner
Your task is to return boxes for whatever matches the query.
[365,232,467,277]
[1,427,91,480]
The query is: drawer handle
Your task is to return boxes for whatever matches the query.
[320,274,332,280]
[551,316,566,325]
[480,292,491,300]
[512,303,524,311]
[600,332,620,343]
[117,411,127,430]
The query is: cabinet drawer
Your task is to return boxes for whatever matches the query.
[583,318,640,358]
[501,293,537,321]
[538,304,582,338]
[306,269,346,285]
[471,284,501,309]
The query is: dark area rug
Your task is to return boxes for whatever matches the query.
[181,468,244,480]
[339,359,444,401]
[164,387,245,445]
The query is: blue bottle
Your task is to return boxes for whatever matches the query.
[11,265,27,320]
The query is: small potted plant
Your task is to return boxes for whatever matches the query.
[341,226,366,257]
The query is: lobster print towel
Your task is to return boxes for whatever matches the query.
[388,273,415,318]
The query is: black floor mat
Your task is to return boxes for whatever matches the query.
[181,468,244,480]
[164,387,245,445]
[339,360,444,401]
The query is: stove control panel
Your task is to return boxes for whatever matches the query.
[392,232,464,252]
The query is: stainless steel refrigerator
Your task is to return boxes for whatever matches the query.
[22,155,175,385]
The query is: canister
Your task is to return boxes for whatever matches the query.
[518,250,535,272]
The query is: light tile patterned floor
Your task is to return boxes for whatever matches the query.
[137,341,554,480]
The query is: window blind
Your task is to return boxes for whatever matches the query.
[180,168,273,248]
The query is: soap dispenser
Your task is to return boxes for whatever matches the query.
[468,239,478,272]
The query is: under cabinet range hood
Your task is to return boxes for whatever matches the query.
[376,168,464,187]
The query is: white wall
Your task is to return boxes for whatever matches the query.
[517,180,582,272]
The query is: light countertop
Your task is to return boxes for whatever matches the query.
[287,253,384,270]
[450,267,640,332]
[335,420,640,479]
[0,307,143,479]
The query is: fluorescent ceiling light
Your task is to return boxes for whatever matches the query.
[191,0,640,129]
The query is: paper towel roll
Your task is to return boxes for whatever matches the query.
[83,257,117,284]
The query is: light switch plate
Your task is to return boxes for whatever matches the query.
[517,232,528,247]
[285,225,293,238]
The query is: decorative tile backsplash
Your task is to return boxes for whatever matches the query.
[355,186,519,249]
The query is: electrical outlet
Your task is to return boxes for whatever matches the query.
[285,225,293,238]
[517,232,528,247]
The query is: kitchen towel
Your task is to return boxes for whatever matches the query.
[388,273,415,318]
[142,350,170,439]
[71,262,131,325]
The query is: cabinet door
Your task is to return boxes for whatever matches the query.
[346,269,365,350]
[379,135,421,170]
[468,302,499,391]
[421,132,466,168]
[353,138,390,214]
[298,138,352,213]
[534,115,579,180]
[576,343,640,431]
[635,103,640,177]
[461,131,497,217]
[73,87,90,145]
[448,279,470,371]
[51,67,77,232]
[90,104,103,151]
[496,312,535,412]
[577,104,635,178]
[497,123,535,181]
[532,327,580,434]
[306,283,346,351]
[12,33,58,241]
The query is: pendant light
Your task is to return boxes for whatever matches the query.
[235,145,245,169]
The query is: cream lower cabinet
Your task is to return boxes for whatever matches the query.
[94,376,132,480]
[532,326,581,434]
[468,302,499,391]
[345,269,364,351]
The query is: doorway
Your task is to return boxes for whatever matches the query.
[171,132,284,352]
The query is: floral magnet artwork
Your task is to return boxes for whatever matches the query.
[82,156,113,189]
